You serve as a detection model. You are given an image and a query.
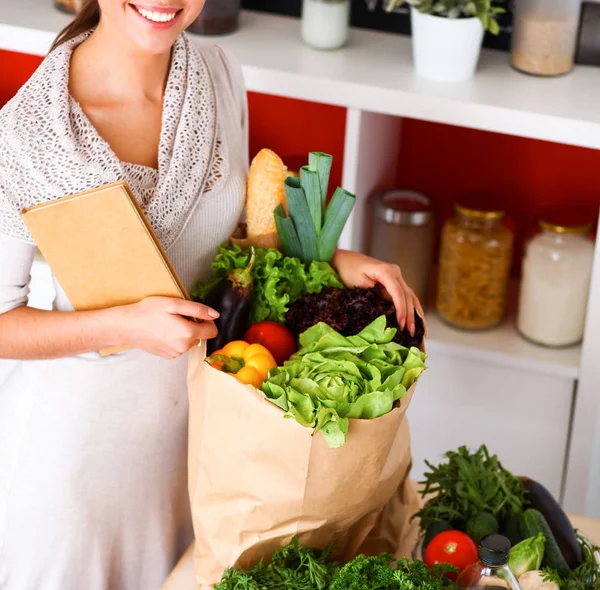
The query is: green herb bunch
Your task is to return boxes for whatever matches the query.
[544,534,600,590]
[217,539,456,590]
[216,538,338,590]
[414,445,526,532]
[385,0,505,34]
[330,555,456,590]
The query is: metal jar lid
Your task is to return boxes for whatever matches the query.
[372,190,433,226]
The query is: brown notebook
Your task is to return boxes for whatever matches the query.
[21,181,189,356]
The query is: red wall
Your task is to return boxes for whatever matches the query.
[247,93,346,191]
[396,119,600,273]
[0,50,43,105]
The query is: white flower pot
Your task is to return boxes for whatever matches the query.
[410,7,485,82]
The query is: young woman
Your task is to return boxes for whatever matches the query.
[0,1,424,588]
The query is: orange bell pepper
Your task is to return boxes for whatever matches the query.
[207,341,276,388]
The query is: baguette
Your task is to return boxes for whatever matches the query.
[246,149,288,247]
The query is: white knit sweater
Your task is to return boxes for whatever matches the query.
[0,35,247,590]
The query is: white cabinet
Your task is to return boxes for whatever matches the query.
[407,353,574,501]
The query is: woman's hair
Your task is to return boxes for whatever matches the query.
[49,0,100,52]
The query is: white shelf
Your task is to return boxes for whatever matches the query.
[425,312,581,380]
[2,1,600,150]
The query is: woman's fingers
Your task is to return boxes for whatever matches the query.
[412,292,428,338]
[166,298,220,321]
[191,320,219,342]
[376,266,409,331]
[403,285,416,337]
[376,264,425,337]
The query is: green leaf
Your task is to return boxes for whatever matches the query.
[300,166,323,237]
[274,204,303,260]
[308,152,333,211]
[508,534,546,578]
[284,177,320,264]
[318,187,356,262]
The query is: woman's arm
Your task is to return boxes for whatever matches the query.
[0,234,218,360]
[0,299,218,360]
[0,305,124,360]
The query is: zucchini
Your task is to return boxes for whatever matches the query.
[521,508,571,578]
[522,476,582,568]
[422,519,452,553]
[466,512,499,545]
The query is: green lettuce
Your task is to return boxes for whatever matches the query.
[261,316,427,448]
[191,245,343,324]
[508,534,546,578]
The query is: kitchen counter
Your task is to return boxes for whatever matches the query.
[161,513,600,590]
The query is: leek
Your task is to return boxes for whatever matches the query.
[274,152,355,264]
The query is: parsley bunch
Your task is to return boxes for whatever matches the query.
[217,540,455,590]
[330,555,455,590]
[216,538,338,590]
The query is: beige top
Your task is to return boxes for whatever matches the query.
[0,36,248,590]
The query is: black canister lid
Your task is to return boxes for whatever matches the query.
[479,535,511,566]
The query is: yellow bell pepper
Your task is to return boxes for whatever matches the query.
[207,341,277,388]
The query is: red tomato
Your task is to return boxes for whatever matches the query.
[424,530,479,580]
[244,322,297,366]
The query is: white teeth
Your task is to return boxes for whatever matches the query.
[135,6,177,23]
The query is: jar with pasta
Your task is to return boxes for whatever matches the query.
[510,0,581,77]
[437,203,514,330]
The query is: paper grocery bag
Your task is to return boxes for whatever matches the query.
[187,343,422,589]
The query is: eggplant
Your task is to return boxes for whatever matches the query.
[522,476,582,568]
[203,248,255,355]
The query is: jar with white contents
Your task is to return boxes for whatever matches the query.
[517,217,595,348]
[301,0,351,50]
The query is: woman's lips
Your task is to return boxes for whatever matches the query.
[129,4,183,28]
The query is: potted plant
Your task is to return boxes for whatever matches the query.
[386,0,505,82]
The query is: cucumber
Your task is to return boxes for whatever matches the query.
[502,513,524,547]
[466,512,499,545]
[522,477,582,568]
[521,508,571,578]
[422,519,453,553]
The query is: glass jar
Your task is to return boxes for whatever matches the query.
[437,203,514,330]
[367,190,435,305]
[457,535,520,590]
[187,0,241,36]
[517,216,595,348]
[54,0,83,14]
[301,0,351,50]
[511,0,582,76]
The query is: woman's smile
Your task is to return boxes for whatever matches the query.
[128,3,184,29]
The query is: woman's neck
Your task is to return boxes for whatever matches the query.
[69,20,172,104]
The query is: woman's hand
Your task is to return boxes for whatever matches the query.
[331,250,426,337]
[115,297,220,359]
